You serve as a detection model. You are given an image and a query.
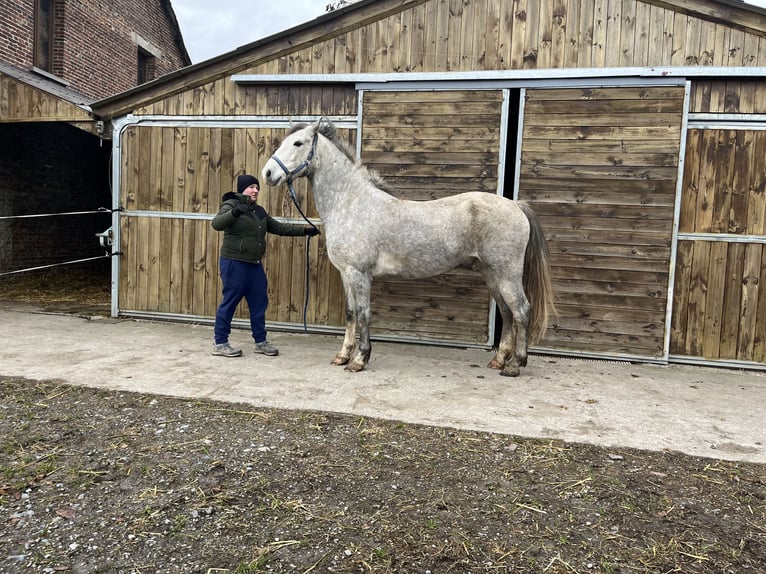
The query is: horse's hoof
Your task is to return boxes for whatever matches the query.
[487,359,503,370]
[344,361,366,372]
[500,367,520,377]
[332,355,350,366]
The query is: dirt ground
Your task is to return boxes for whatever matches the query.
[1,267,765,574]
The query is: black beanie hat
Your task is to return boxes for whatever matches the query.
[237,174,259,194]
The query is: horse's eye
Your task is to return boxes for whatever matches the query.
[294,141,303,147]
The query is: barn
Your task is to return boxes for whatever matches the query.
[90,0,766,370]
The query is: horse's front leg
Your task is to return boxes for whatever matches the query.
[344,270,372,372]
[332,273,357,366]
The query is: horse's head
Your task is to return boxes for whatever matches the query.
[262,120,321,187]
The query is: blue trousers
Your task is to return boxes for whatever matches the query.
[214,257,268,344]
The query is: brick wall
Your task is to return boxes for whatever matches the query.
[0,123,112,274]
[0,0,34,71]
[0,0,188,100]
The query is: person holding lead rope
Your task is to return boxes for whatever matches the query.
[210,174,319,357]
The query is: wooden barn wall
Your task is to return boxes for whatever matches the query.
[360,89,505,344]
[117,85,356,328]
[136,0,766,117]
[672,80,766,365]
[518,85,686,359]
[671,127,766,363]
[689,79,766,114]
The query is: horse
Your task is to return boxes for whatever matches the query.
[262,118,556,377]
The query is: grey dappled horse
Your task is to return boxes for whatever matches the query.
[262,119,556,376]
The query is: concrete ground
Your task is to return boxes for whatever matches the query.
[1,303,764,464]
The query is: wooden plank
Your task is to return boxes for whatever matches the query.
[522,150,677,166]
[525,111,683,128]
[719,242,745,358]
[670,241,692,354]
[552,255,670,274]
[551,264,668,285]
[537,0,553,69]
[519,163,679,181]
[119,217,135,311]
[710,129,736,233]
[531,201,676,220]
[619,0,637,67]
[551,0,569,68]
[684,238,710,357]
[510,0,528,68]
[136,217,150,312]
[678,129,701,233]
[729,129,752,234]
[747,130,766,235]
[157,217,172,313]
[563,0,580,68]
[604,0,622,67]
[364,112,501,128]
[700,241,727,358]
[755,250,766,362]
[541,330,663,356]
[737,243,762,360]
[525,86,685,102]
[170,128,186,213]
[553,276,668,299]
[148,128,163,211]
[522,0,540,68]
[558,290,668,313]
[522,176,677,194]
[523,125,681,140]
[168,218,184,313]
[146,217,161,312]
[483,0,501,69]
[363,125,503,141]
[527,190,676,207]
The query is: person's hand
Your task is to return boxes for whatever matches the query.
[304,226,320,236]
[231,204,247,217]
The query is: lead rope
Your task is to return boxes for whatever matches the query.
[270,134,320,332]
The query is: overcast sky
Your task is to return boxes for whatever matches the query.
[173,0,766,64]
[173,0,328,63]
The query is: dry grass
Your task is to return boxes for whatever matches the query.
[0,263,110,310]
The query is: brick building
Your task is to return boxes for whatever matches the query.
[0,0,190,274]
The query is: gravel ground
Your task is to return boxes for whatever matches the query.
[2,377,765,574]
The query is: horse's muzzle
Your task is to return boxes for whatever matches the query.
[261,161,285,187]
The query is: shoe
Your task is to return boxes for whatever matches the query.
[212,342,243,357]
[254,340,279,356]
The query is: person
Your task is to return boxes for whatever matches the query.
[211,174,320,357]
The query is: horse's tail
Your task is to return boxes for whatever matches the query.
[518,202,557,344]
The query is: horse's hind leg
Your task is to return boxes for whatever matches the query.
[488,295,514,371]
[486,277,530,377]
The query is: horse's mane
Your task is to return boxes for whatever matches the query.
[286,121,396,193]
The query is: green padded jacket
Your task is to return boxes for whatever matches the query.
[211,192,305,264]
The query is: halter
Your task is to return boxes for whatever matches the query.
[269,132,319,214]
